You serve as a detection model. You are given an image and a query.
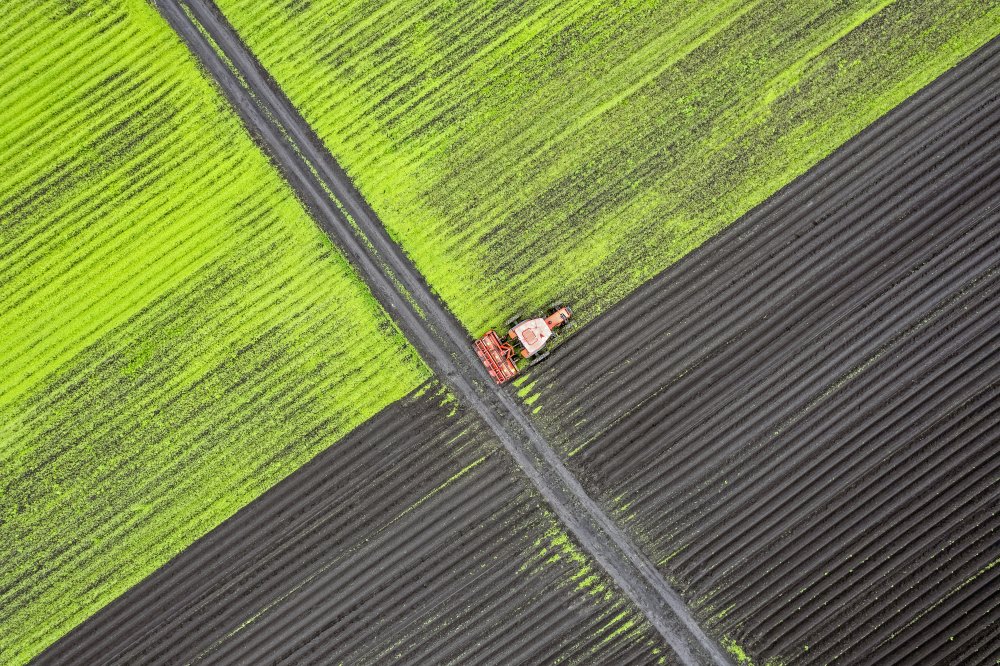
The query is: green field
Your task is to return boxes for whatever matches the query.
[0,1,427,661]
[216,0,997,333]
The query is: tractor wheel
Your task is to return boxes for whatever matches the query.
[505,313,522,327]
[529,352,550,367]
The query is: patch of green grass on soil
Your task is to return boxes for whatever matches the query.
[514,517,663,651]
[722,635,787,666]
[214,0,997,333]
[0,1,428,662]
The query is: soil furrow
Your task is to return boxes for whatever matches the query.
[40,389,669,664]
[577,120,1000,463]
[673,281,1000,577]
[529,36,1000,664]
[551,50,1000,399]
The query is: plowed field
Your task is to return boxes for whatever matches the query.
[525,37,1000,665]
[39,384,673,664]
[213,0,996,333]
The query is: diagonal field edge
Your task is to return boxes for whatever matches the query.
[153,0,732,663]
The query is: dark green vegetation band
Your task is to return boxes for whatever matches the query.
[526,37,1000,665]
[38,383,672,664]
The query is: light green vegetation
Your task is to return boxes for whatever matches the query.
[0,1,427,662]
[516,379,544,406]
[722,636,786,666]
[516,520,663,654]
[521,523,610,598]
[215,0,996,333]
[723,637,753,664]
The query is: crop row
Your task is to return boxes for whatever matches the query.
[214,0,997,333]
[0,2,427,662]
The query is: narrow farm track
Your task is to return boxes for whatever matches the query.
[527,37,1000,665]
[37,386,670,664]
[138,0,727,663]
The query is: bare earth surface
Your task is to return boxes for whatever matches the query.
[36,384,672,665]
[526,35,1000,666]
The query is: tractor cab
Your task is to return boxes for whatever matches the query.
[474,304,573,384]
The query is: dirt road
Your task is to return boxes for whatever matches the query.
[127,1,728,663]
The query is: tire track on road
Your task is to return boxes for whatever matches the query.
[149,0,729,663]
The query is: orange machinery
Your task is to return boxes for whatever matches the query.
[474,305,573,385]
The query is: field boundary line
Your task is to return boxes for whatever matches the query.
[155,1,731,662]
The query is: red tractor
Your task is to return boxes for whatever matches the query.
[474,304,573,384]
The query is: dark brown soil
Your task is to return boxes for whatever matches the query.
[526,36,1000,666]
[35,384,671,665]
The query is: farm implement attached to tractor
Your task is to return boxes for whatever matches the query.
[475,304,573,384]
